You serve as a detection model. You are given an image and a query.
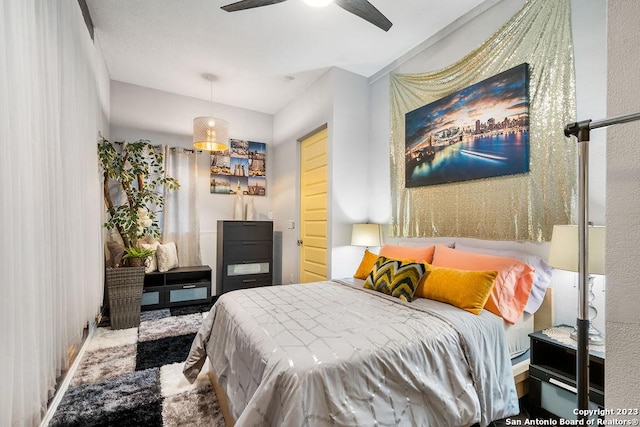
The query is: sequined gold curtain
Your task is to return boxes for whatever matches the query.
[390,0,576,242]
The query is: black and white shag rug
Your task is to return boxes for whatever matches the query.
[51,304,226,427]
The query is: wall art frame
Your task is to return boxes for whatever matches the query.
[405,63,530,188]
[210,139,266,195]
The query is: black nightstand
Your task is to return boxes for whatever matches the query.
[528,325,605,420]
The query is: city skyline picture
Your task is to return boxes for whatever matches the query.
[210,139,267,195]
[405,63,530,187]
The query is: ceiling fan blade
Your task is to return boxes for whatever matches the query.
[334,0,392,31]
[221,0,287,12]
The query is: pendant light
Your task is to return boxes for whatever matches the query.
[193,74,229,151]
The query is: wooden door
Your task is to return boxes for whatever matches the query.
[299,127,328,283]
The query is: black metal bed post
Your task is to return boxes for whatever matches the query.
[564,111,640,422]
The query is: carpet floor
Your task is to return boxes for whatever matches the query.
[50,304,225,427]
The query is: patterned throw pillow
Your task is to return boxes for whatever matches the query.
[363,256,426,302]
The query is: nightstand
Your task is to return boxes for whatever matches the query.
[528,325,605,420]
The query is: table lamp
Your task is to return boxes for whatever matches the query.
[351,223,381,249]
[548,224,606,345]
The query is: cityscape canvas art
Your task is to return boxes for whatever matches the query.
[405,63,530,188]
[210,139,266,195]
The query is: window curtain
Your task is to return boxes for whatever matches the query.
[0,1,105,425]
[389,0,576,242]
[162,147,202,267]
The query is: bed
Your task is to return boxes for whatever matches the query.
[184,243,553,426]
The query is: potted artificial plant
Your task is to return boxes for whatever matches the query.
[98,139,179,329]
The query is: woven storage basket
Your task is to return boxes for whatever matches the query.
[106,266,146,330]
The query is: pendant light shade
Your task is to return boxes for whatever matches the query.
[193,74,229,151]
[193,116,229,151]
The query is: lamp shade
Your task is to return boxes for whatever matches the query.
[548,225,605,274]
[193,116,229,151]
[351,223,381,247]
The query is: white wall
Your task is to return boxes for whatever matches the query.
[272,68,370,283]
[368,0,607,332]
[328,69,371,278]
[109,81,273,290]
[605,0,640,410]
[273,70,334,284]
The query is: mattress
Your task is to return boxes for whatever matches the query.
[504,311,534,359]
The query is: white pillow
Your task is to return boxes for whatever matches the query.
[454,243,554,314]
[157,242,179,272]
[140,242,159,273]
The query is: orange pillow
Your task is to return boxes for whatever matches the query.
[379,244,435,263]
[431,245,534,324]
[353,249,379,279]
[416,264,497,315]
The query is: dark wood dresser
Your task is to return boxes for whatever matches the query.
[216,220,273,296]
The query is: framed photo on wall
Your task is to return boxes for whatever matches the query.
[405,63,530,188]
[210,139,267,195]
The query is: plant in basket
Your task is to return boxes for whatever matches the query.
[98,139,179,329]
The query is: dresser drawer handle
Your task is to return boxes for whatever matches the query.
[549,378,577,394]
[242,242,257,245]
[241,222,257,226]
[242,279,257,284]
[182,284,197,289]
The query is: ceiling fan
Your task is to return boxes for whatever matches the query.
[221,0,393,32]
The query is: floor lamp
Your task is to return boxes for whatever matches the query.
[564,111,640,420]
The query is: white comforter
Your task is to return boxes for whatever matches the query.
[184,280,519,426]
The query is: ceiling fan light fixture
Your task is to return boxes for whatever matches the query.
[193,74,229,151]
[303,0,333,7]
[221,0,391,31]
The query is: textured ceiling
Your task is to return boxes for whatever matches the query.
[86,0,494,114]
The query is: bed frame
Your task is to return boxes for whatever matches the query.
[207,287,555,426]
[208,370,235,427]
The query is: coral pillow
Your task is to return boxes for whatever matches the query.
[431,245,534,324]
[353,249,379,280]
[379,244,435,263]
[416,264,497,315]
[454,243,553,314]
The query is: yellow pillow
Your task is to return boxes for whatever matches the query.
[353,249,379,279]
[416,264,497,315]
